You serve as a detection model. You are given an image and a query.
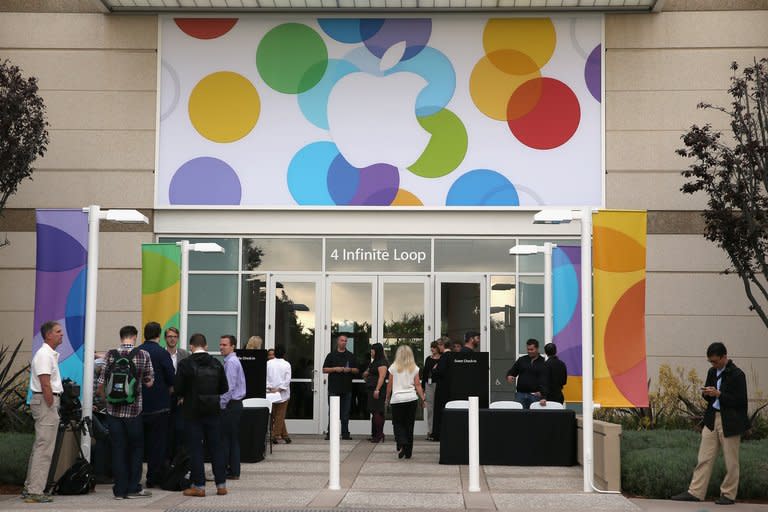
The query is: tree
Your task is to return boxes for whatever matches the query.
[678,58,768,328]
[0,59,49,245]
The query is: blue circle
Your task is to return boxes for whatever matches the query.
[389,46,455,118]
[287,142,339,205]
[298,59,359,130]
[552,247,579,335]
[446,170,519,206]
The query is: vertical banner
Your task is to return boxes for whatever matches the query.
[593,210,649,407]
[552,246,582,402]
[32,209,88,389]
[141,243,181,347]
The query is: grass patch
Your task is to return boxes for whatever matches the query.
[622,430,768,499]
[0,432,33,485]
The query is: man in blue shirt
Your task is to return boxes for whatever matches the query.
[137,322,175,489]
[219,335,246,479]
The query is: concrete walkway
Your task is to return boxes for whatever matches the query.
[2,435,766,512]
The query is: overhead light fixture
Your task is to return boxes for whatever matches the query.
[509,245,542,255]
[533,209,576,224]
[102,209,149,223]
[188,242,225,253]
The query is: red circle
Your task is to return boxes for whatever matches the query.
[174,18,238,40]
[507,78,581,150]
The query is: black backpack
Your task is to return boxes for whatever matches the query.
[53,449,95,495]
[193,357,223,415]
[159,448,191,491]
[105,348,140,405]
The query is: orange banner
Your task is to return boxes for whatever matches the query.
[592,210,649,407]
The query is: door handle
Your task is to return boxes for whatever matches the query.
[311,369,317,392]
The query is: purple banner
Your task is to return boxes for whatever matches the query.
[32,209,88,390]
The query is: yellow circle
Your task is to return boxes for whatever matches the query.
[483,19,556,73]
[189,71,260,143]
[392,189,423,206]
[470,54,540,121]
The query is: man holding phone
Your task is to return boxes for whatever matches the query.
[671,342,750,505]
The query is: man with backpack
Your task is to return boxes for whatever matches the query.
[137,322,175,489]
[97,325,154,500]
[175,333,229,497]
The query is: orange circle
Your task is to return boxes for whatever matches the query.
[470,53,541,121]
[483,18,556,73]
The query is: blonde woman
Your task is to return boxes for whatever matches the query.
[245,336,263,350]
[385,345,426,459]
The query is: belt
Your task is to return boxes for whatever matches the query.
[33,392,61,396]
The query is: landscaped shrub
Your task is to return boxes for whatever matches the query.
[0,432,33,485]
[621,430,768,500]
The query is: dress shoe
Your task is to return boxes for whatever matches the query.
[671,491,700,502]
[217,487,228,496]
[342,434,352,440]
[284,437,292,444]
[324,433,330,440]
[715,496,735,505]
[183,487,205,497]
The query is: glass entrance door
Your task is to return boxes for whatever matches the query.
[266,275,322,434]
[434,275,487,349]
[324,275,430,435]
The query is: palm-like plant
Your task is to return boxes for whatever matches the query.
[0,339,32,431]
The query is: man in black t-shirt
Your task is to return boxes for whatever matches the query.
[322,335,358,440]
[506,338,548,409]
[543,342,568,405]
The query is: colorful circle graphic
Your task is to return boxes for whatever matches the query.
[408,109,467,179]
[174,18,238,40]
[483,18,556,73]
[257,23,328,94]
[585,44,601,102]
[169,157,242,205]
[446,170,519,206]
[188,71,260,143]
[506,78,580,150]
[470,53,540,121]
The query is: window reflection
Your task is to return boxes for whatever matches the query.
[240,274,266,348]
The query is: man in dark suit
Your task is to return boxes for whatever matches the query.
[542,342,567,406]
[672,342,749,505]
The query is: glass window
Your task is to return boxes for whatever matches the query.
[518,276,544,314]
[325,238,430,272]
[517,238,579,273]
[242,238,322,271]
[188,314,237,349]
[434,239,516,272]
[490,276,516,358]
[439,282,480,343]
[158,237,239,271]
[189,274,238,311]
[519,317,544,354]
[274,281,316,372]
[240,274,267,349]
[382,282,426,366]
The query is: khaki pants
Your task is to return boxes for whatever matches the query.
[271,400,289,440]
[25,395,60,495]
[688,412,741,501]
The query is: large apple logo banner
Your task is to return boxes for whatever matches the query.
[158,15,602,208]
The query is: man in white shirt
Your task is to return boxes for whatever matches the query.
[266,346,292,444]
[24,321,64,503]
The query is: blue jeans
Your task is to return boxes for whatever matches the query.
[186,415,226,487]
[516,392,539,410]
[106,415,144,498]
[327,392,352,436]
[221,401,242,477]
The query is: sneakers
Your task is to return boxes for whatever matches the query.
[23,494,53,503]
[126,489,152,499]
[114,496,126,500]
[715,495,736,505]
[671,491,701,502]
[183,487,206,497]
[217,487,228,496]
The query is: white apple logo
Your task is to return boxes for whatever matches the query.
[327,42,430,169]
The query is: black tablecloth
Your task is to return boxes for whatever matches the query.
[240,407,269,463]
[439,408,576,466]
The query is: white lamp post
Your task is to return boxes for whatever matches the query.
[176,241,225,349]
[81,205,149,459]
[509,242,556,345]
[533,207,595,493]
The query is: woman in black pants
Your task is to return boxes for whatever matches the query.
[363,343,388,443]
[386,345,426,459]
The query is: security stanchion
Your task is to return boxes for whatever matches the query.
[468,396,480,492]
[328,396,340,490]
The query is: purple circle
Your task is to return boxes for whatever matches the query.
[36,225,87,272]
[169,157,241,205]
[363,19,432,62]
[327,153,360,205]
[350,163,399,206]
[585,44,601,102]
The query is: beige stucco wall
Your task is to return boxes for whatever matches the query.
[1,5,766,399]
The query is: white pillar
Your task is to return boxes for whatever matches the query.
[580,207,594,493]
[177,240,189,349]
[543,242,554,345]
[468,396,481,492]
[328,396,341,490]
[80,205,101,460]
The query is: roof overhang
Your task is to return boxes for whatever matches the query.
[100,0,665,13]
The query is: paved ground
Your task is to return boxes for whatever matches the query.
[2,435,766,512]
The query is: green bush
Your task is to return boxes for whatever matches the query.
[622,430,768,499]
[0,432,33,485]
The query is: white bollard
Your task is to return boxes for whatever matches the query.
[468,396,480,492]
[329,396,341,490]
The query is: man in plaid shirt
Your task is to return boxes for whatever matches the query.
[97,325,154,500]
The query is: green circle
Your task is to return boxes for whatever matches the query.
[257,23,328,94]
[408,109,468,178]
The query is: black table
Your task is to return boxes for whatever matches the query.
[240,407,269,463]
[439,408,576,466]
